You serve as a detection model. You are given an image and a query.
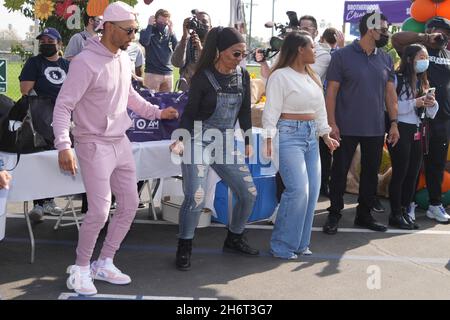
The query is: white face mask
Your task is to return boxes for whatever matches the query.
[415,59,429,73]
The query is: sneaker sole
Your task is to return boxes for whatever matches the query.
[222,247,260,257]
[426,212,449,223]
[66,278,97,296]
[92,275,131,285]
[28,212,44,222]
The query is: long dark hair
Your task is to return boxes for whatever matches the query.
[396,44,429,98]
[270,31,321,87]
[194,26,222,75]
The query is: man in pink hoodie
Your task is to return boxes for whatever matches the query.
[53,1,178,296]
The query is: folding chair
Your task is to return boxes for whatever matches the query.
[138,178,161,220]
[53,195,82,230]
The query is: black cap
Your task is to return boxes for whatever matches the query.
[426,16,450,31]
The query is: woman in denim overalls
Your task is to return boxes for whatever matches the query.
[171,27,259,271]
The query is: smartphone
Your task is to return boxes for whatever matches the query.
[427,87,436,97]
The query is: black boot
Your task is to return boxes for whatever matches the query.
[323,211,342,235]
[176,239,192,271]
[388,210,413,230]
[402,207,420,230]
[223,230,259,256]
[354,206,387,232]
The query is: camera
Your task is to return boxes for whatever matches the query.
[252,11,299,62]
[187,9,209,39]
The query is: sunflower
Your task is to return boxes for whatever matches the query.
[34,0,55,21]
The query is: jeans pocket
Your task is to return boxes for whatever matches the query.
[278,123,297,134]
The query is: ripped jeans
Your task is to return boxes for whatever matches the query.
[178,143,257,239]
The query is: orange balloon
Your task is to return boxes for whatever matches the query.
[442,171,450,193]
[417,171,426,190]
[411,0,438,23]
[437,0,450,20]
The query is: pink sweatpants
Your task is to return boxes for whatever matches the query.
[74,137,139,266]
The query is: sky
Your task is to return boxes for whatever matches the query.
[0,0,348,42]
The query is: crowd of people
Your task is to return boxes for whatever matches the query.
[3,1,449,296]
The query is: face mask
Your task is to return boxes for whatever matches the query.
[39,43,57,57]
[375,33,389,48]
[415,59,429,73]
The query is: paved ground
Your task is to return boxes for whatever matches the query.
[1,194,450,300]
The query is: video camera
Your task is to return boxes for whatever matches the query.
[252,11,300,62]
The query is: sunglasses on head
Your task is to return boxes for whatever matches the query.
[111,22,139,35]
[232,51,248,58]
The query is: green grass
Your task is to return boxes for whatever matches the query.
[5,63,262,101]
[5,61,22,101]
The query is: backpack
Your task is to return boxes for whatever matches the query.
[0,95,56,159]
[0,94,15,118]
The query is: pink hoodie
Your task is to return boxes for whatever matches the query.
[53,37,162,151]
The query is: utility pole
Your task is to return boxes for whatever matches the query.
[271,0,275,37]
[248,0,253,49]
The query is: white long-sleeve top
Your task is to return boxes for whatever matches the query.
[397,83,439,125]
[262,66,331,138]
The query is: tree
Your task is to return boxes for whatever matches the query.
[2,0,138,45]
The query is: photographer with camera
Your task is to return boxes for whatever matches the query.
[392,17,450,222]
[171,10,212,91]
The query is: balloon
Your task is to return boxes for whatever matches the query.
[144,0,153,4]
[442,190,450,207]
[437,0,450,20]
[417,171,426,190]
[411,0,437,23]
[415,188,430,210]
[402,17,426,33]
[442,171,450,193]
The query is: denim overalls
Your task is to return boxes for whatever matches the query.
[178,67,257,239]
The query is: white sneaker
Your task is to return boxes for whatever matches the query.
[91,258,131,285]
[301,248,313,256]
[426,205,449,223]
[66,265,97,296]
[406,203,417,221]
[43,200,64,216]
[28,205,44,222]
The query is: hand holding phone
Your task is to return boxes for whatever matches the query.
[426,87,436,98]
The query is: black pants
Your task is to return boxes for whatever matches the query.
[329,135,385,214]
[319,136,333,191]
[424,118,449,205]
[388,123,423,214]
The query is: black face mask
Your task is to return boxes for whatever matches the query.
[39,44,58,57]
[375,33,389,48]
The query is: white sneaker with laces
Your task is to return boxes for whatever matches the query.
[91,258,131,285]
[66,265,97,296]
[426,205,449,223]
[407,203,417,221]
[43,200,64,216]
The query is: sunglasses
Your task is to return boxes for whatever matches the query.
[111,22,139,35]
[232,51,249,58]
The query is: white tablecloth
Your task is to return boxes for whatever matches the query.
[1,140,182,202]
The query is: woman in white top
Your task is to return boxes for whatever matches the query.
[262,31,339,260]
